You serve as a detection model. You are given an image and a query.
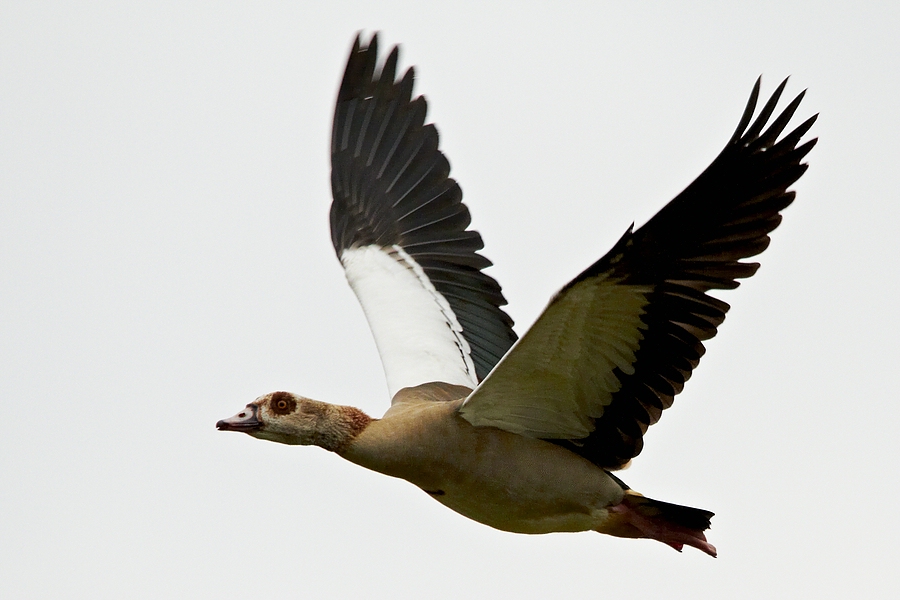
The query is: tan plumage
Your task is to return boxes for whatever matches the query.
[220,384,715,555]
[217,33,817,557]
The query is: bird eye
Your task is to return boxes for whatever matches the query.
[269,392,295,415]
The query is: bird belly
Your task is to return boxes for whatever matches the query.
[423,443,623,534]
[430,483,612,534]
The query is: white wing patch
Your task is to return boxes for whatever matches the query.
[341,245,478,399]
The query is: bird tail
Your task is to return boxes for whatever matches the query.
[596,490,717,557]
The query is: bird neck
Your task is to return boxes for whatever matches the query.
[312,402,374,453]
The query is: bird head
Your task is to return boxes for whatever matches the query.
[216,391,322,446]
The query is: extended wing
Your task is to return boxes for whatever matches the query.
[330,34,518,399]
[459,79,817,469]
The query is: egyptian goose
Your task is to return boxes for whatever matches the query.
[217,33,816,557]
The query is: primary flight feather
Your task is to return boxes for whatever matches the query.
[218,33,817,556]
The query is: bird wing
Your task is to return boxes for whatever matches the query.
[330,34,517,400]
[458,78,817,469]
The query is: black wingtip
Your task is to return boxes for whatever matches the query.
[742,77,789,142]
[380,45,400,85]
[365,31,379,53]
[337,33,370,104]
[750,88,808,151]
[730,77,761,143]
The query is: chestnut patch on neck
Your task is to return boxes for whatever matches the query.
[330,406,374,453]
[269,391,297,415]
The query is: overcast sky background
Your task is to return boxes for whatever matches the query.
[3,2,899,598]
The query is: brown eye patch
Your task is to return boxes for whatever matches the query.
[269,391,297,415]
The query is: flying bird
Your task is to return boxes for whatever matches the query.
[217,33,817,557]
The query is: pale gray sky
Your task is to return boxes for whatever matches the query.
[2,2,898,598]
